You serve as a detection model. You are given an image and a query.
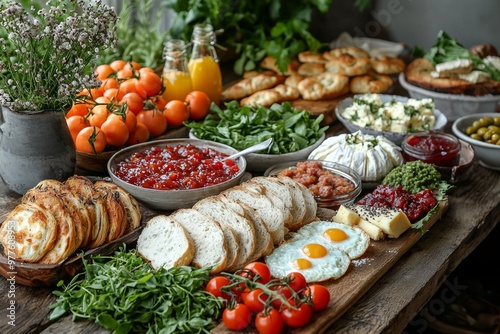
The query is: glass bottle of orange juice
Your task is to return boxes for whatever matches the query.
[161,39,193,102]
[188,24,222,105]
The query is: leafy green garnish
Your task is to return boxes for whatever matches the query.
[411,181,454,233]
[422,30,500,81]
[49,246,222,334]
[185,101,328,154]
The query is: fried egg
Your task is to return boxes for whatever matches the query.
[265,237,351,282]
[294,221,370,259]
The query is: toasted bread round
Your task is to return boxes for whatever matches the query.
[94,182,127,243]
[0,203,58,263]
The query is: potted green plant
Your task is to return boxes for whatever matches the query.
[0,0,117,194]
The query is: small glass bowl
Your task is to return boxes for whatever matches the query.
[264,160,362,209]
[402,131,461,168]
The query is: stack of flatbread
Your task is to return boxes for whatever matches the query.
[221,46,406,107]
[0,176,142,264]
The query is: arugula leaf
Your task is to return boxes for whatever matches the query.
[48,246,222,333]
[411,181,454,233]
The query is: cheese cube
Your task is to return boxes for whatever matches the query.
[334,205,361,226]
[358,218,385,241]
[347,204,411,238]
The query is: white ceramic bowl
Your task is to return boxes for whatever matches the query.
[189,130,326,173]
[107,138,247,211]
[399,73,500,121]
[335,94,447,145]
[452,113,500,170]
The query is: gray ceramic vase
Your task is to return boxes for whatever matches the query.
[0,105,76,195]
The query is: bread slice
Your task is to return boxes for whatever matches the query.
[0,203,58,263]
[137,215,195,270]
[278,176,317,227]
[222,185,286,245]
[218,196,274,260]
[94,183,127,243]
[170,209,228,274]
[193,197,256,271]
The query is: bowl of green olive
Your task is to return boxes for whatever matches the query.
[452,113,500,170]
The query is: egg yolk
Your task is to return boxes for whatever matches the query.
[292,258,312,270]
[302,243,328,258]
[324,228,348,242]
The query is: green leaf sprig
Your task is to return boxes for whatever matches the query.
[411,181,454,233]
[185,101,328,154]
[49,246,223,334]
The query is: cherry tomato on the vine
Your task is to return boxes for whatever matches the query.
[270,286,293,311]
[222,303,251,331]
[205,276,231,300]
[287,272,307,293]
[255,308,284,334]
[280,299,313,328]
[242,288,268,313]
[243,262,271,284]
[304,284,331,311]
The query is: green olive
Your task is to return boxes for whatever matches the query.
[472,120,483,129]
[488,125,500,133]
[470,133,482,140]
[496,138,500,145]
[481,117,494,126]
[483,130,493,141]
[491,133,500,142]
[476,127,489,137]
[494,117,500,126]
[465,126,476,135]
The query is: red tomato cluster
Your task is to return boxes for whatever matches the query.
[205,262,331,333]
[66,60,211,154]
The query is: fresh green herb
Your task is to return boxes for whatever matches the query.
[49,246,222,334]
[165,0,371,75]
[412,181,454,232]
[97,0,170,69]
[185,101,328,154]
[421,30,500,81]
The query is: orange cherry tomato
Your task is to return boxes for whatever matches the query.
[136,68,162,99]
[101,77,119,91]
[126,122,150,145]
[103,88,119,101]
[108,110,137,133]
[94,64,114,81]
[120,92,144,115]
[88,105,109,128]
[66,115,88,143]
[75,126,107,154]
[136,109,167,137]
[100,117,129,147]
[117,78,139,100]
[123,61,141,71]
[109,59,127,72]
[66,103,90,118]
[163,100,189,127]
[185,90,211,120]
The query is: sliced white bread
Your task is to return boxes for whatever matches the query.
[222,185,286,245]
[242,181,293,227]
[278,175,318,228]
[273,176,308,231]
[170,208,228,274]
[193,197,256,271]
[137,215,195,270]
[219,195,274,260]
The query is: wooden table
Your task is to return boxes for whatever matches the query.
[1,117,500,333]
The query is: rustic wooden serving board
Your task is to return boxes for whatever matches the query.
[212,201,449,334]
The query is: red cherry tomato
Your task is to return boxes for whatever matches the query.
[244,262,271,284]
[242,288,269,313]
[255,308,284,334]
[271,286,293,310]
[205,276,231,300]
[304,284,331,311]
[222,303,251,331]
[280,299,313,328]
[287,272,307,293]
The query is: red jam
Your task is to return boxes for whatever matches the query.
[357,184,437,222]
[402,131,461,167]
[114,144,240,190]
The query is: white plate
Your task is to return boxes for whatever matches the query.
[335,94,447,146]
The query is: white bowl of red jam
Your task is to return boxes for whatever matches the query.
[107,138,247,211]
